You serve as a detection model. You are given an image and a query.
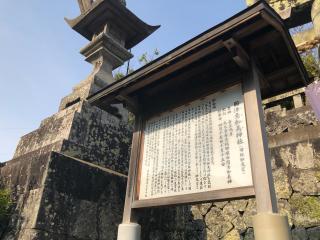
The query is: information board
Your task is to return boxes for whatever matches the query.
[139,84,253,200]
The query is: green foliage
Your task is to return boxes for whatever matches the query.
[114,49,160,81]
[301,49,320,78]
[0,188,11,222]
[114,72,125,81]
[128,112,135,127]
[138,49,160,66]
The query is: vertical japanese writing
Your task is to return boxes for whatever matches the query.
[140,84,253,200]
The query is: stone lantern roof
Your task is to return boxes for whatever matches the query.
[65,0,160,49]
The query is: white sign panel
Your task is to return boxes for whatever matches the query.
[139,84,253,200]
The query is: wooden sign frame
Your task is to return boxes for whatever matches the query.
[122,62,277,223]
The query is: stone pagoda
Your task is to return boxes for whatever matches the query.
[0,0,158,239]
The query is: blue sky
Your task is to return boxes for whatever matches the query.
[0,0,246,162]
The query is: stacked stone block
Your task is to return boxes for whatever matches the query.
[0,101,131,239]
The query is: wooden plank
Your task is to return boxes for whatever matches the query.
[135,124,145,201]
[243,61,278,213]
[132,186,255,208]
[142,68,242,119]
[223,38,250,69]
[122,116,144,223]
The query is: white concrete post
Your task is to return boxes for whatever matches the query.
[253,213,292,240]
[117,223,141,240]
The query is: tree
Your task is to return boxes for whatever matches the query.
[114,49,160,81]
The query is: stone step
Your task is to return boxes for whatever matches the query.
[268,125,320,148]
[13,110,76,158]
[266,105,319,136]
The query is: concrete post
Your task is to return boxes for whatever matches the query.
[293,94,303,108]
[253,213,292,240]
[117,223,141,240]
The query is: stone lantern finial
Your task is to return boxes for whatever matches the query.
[77,0,126,14]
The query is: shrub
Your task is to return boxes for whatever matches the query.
[0,188,11,222]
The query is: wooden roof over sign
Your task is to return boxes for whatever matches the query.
[88,2,309,117]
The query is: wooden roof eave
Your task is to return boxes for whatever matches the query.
[258,5,309,86]
[87,2,309,111]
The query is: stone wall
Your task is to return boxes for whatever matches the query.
[0,100,132,240]
[1,152,127,240]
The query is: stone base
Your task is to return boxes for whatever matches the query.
[253,213,291,240]
[0,151,127,240]
[117,223,141,240]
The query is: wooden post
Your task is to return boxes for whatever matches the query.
[122,116,143,223]
[243,61,278,213]
[244,61,291,240]
[118,116,143,240]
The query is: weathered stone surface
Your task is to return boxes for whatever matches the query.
[243,228,254,240]
[10,101,132,175]
[199,203,213,216]
[1,152,126,240]
[243,199,257,228]
[307,226,320,240]
[190,205,203,220]
[231,215,247,233]
[292,228,308,240]
[222,204,240,222]
[278,199,293,226]
[265,106,319,136]
[207,230,219,240]
[289,193,320,228]
[273,142,316,169]
[213,201,228,209]
[295,143,315,169]
[292,170,320,196]
[274,168,292,199]
[223,229,241,240]
[205,207,233,238]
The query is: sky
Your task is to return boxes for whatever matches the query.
[0,0,246,162]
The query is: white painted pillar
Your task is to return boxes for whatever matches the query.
[253,213,292,240]
[117,223,141,240]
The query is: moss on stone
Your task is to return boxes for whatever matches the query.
[290,194,320,220]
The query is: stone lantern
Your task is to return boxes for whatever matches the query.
[59,0,159,112]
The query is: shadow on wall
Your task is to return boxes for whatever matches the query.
[139,200,254,240]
